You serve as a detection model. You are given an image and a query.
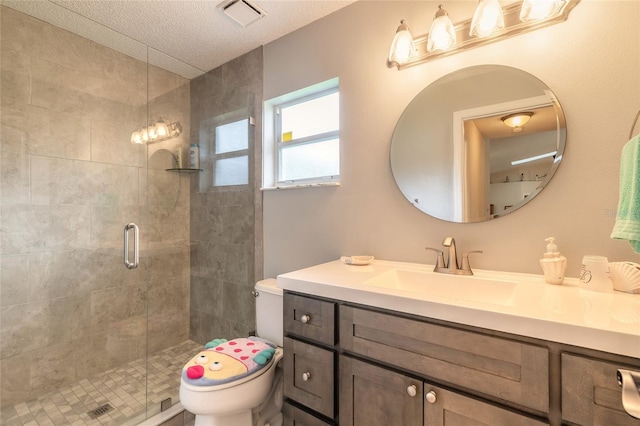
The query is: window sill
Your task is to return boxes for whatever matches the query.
[261,182,340,191]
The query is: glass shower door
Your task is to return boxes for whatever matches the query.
[0,5,152,424]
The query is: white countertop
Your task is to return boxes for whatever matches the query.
[277,259,640,359]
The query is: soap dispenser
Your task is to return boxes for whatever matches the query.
[540,237,567,285]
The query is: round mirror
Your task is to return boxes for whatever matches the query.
[390,65,566,223]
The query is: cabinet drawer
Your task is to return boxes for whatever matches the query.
[284,401,333,426]
[424,383,548,425]
[339,355,423,426]
[284,337,335,418]
[562,353,640,425]
[340,305,549,413]
[284,293,335,345]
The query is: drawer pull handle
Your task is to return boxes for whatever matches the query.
[406,385,417,397]
[301,314,311,324]
[302,372,311,382]
[426,390,437,404]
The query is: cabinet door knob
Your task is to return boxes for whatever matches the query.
[301,314,311,324]
[406,385,417,397]
[302,372,311,381]
[426,390,437,404]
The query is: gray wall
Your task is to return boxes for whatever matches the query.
[189,47,263,344]
[263,1,640,278]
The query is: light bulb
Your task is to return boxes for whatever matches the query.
[520,0,565,22]
[388,20,415,67]
[130,129,142,144]
[141,126,149,143]
[427,5,456,52]
[148,123,158,140]
[470,0,504,38]
[155,118,169,138]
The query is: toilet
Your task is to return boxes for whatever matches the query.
[179,279,284,426]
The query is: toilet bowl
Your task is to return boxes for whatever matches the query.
[179,279,283,426]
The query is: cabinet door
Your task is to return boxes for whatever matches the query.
[283,401,333,426]
[284,337,335,418]
[562,353,640,425]
[424,384,548,426]
[339,355,422,426]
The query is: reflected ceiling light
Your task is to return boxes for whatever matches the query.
[387,0,577,70]
[511,151,558,165]
[470,0,505,38]
[427,5,456,52]
[501,111,534,132]
[131,118,182,145]
[388,20,415,68]
[520,0,566,22]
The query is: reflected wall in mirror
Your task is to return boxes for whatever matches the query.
[390,65,566,223]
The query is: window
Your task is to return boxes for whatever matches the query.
[263,78,340,188]
[213,118,249,187]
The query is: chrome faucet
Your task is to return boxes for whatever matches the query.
[425,237,483,275]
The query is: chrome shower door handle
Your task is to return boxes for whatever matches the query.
[124,223,139,269]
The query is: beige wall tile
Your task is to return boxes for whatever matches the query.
[1,100,91,161]
[91,117,148,168]
[1,7,146,95]
[0,255,29,307]
[30,156,139,206]
[1,48,31,104]
[1,150,30,205]
[1,204,49,254]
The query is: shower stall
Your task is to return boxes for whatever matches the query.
[1,3,259,424]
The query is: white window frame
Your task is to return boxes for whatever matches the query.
[263,78,340,189]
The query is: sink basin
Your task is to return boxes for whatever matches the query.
[364,269,517,306]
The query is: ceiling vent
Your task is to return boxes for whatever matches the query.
[218,0,267,27]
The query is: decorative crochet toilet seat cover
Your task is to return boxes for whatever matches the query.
[182,337,276,386]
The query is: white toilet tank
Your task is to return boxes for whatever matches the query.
[255,279,283,347]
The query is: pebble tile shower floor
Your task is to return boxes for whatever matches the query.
[1,340,202,426]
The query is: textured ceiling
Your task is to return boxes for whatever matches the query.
[3,0,356,78]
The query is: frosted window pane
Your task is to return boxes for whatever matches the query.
[281,92,339,140]
[214,156,248,186]
[216,119,248,154]
[280,139,339,181]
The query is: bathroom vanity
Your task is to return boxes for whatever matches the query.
[278,259,640,426]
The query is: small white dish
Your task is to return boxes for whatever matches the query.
[340,256,374,266]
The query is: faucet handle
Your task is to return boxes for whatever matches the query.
[425,247,446,268]
[461,251,483,273]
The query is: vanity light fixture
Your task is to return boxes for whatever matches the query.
[501,111,534,132]
[388,20,415,68]
[511,150,557,165]
[387,0,578,70]
[131,118,182,145]
[427,5,456,53]
[470,0,505,38]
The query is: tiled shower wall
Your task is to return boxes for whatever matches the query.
[0,6,191,408]
[189,48,263,343]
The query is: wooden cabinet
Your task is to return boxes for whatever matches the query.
[562,353,640,425]
[284,402,333,426]
[340,305,549,414]
[284,293,336,423]
[284,337,335,418]
[339,355,423,426]
[283,291,640,425]
[423,383,547,426]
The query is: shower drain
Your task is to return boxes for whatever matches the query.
[87,403,113,419]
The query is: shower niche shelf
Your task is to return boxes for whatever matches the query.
[166,168,203,173]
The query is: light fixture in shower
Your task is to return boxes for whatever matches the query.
[131,118,182,144]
